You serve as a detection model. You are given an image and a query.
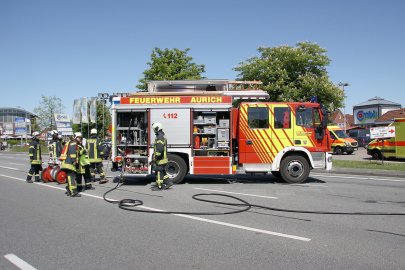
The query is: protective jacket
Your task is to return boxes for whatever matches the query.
[77,144,90,174]
[153,131,168,165]
[49,139,62,159]
[86,137,103,163]
[29,140,42,165]
[60,141,79,172]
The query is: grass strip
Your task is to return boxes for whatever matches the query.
[333,160,405,171]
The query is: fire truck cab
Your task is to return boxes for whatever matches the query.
[111,80,332,184]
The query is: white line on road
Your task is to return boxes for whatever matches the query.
[8,162,23,165]
[4,254,38,270]
[291,184,328,187]
[312,174,405,182]
[193,187,278,199]
[0,165,20,171]
[0,173,310,242]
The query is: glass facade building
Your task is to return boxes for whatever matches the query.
[0,107,37,136]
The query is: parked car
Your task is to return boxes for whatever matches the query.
[348,129,371,148]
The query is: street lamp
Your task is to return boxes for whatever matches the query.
[338,82,349,132]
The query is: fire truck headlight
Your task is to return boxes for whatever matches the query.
[345,141,351,147]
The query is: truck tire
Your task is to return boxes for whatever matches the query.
[165,154,187,184]
[371,149,382,160]
[280,155,310,184]
[334,147,343,155]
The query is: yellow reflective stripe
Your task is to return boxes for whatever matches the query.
[156,140,165,144]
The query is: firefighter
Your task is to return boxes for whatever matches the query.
[76,134,94,192]
[49,130,63,162]
[86,128,108,184]
[26,131,42,183]
[60,132,82,197]
[150,123,173,190]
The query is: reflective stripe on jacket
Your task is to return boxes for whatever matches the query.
[86,138,103,163]
[50,140,62,159]
[61,141,78,172]
[153,131,168,165]
[29,140,42,165]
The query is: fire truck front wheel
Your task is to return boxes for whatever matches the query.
[280,155,310,184]
[165,154,187,184]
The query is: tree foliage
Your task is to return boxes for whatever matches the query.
[137,48,205,90]
[72,101,111,139]
[33,95,65,131]
[234,42,344,110]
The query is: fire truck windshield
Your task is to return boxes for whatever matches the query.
[296,107,321,128]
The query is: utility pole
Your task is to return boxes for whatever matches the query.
[338,82,349,133]
[98,93,109,139]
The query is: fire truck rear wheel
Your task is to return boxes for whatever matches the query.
[165,154,187,184]
[280,155,310,184]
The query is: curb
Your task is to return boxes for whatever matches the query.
[313,168,405,178]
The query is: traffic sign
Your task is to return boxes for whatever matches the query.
[370,126,396,139]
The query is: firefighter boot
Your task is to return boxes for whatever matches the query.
[85,184,95,190]
[26,175,33,183]
[156,179,163,189]
[34,175,41,182]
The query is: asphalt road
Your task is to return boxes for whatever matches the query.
[1,152,405,270]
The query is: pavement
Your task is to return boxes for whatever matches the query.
[1,151,405,270]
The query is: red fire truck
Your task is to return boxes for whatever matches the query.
[111,80,332,184]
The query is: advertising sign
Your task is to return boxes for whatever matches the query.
[15,127,27,135]
[370,126,396,139]
[73,99,81,124]
[4,123,14,135]
[90,97,97,123]
[54,113,73,135]
[354,108,378,125]
[81,97,88,124]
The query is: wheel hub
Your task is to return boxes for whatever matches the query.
[286,160,304,178]
[165,161,179,178]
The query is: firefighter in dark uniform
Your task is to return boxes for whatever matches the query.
[86,128,108,184]
[49,130,63,161]
[76,135,94,192]
[150,123,173,189]
[26,131,42,183]
[60,132,82,197]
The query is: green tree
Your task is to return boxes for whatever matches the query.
[234,42,344,110]
[33,95,65,130]
[73,101,111,139]
[137,48,205,91]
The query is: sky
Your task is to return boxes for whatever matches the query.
[1,0,404,116]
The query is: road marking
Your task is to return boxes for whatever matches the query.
[8,162,22,165]
[173,214,311,241]
[4,254,38,270]
[193,188,278,199]
[0,165,20,171]
[291,184,328,187]
[0,173,310,242]
[312,174,405,182]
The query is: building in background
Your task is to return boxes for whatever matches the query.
[353,97,401,127]
[0,107,38,138]
[329,109,354,129]
[374,108,405,126]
